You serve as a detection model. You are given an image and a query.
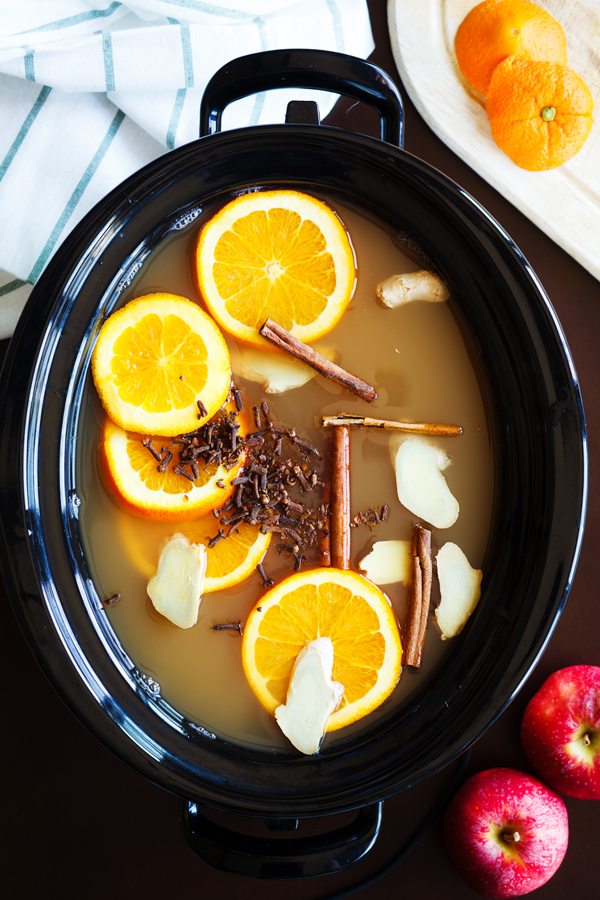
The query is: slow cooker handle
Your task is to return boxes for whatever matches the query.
[200,48,404,147]
[180,799,384,879]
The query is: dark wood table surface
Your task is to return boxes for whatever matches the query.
[1,2,598,897]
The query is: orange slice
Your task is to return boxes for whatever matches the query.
[195,190,356,349]
[242,568,402,731]
[100,402,245,521]
[200,521,271,592]
[118,513,271,592]
[92,293,231,436]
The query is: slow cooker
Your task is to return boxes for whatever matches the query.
[0,49,587,879]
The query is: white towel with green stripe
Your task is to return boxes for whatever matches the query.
[0,0,374,339]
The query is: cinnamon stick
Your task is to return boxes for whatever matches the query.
[319,479,332,567]
[416,528,432,659]
[331,425,351,569]
[260,319,377,403]
[322,414,462,437]
[403,524,433,667]
[403,529,423,666]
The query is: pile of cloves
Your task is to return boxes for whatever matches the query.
[213,400,328,572]
[140,391,330,573]
[350,505,389,530]
[141,398,244,483]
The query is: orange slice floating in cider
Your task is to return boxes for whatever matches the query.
[92,293,231,436]
[100,398,246,522]
[242,568,402,731]
[118,512,271,593]
[195,190,356,349]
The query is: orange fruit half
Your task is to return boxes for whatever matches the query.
[118,513,271,592]
[455,0,567,96]
[92,293,231,436]
[195,190,356,349]
[487,59,594,170]
[242,567,402,731]
[100,404,245,521]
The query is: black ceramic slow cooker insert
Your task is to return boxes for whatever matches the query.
[0,50,587,879]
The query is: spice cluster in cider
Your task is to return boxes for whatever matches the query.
[208,399,328,574]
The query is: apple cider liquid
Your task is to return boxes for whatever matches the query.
[77,197,494,750]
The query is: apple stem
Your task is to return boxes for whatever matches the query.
[503,831,521,843]
[582,733,592,746]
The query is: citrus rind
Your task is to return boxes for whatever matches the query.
[487,59,594,170]
[454,0,567,96]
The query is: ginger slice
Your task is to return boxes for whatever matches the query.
[275,637,344,755]
[376,270,449,307]
[147,534,207,629]
[435,542,482,639]
[234,343,336,394]
[358,540,412,585]
[392,437,459,529]
[237,344,314,393]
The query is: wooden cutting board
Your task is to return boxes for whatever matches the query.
[388,0,600,282]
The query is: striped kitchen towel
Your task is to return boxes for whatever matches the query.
[0,0,374,340]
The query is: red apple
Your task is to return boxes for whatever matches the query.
[521,664,600,800]
[443,768,568,898]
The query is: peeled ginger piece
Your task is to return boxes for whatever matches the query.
[392,437,459,529]
[275,638,344,755]
[236,345,314,393]
[435,542,482,639]
[358,540,412,585]
[377,270,449,307]
[234,343,336,394]
[147,534,207,629]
